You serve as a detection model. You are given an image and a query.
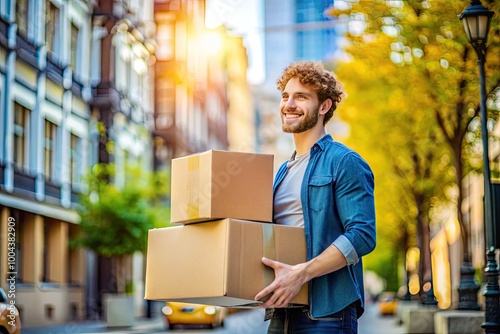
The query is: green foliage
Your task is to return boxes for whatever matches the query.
[364,243,401,292]
[331,0,500,289]
[125,281,135,295]
[71,163,171,257]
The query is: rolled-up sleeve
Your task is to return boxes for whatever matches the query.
[332,235,359,265]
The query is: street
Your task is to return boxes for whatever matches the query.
[359,301,405,334]
[23,302,405,334]
[22,309,268,334]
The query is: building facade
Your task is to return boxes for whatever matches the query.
[0,0,93,327]
[0,0,251,327]
[153,0,230,169]
[0,0,157,327]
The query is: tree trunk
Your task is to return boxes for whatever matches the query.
[415,193,434,302]
[453,142,468,257]
[114,254,133,295]
[115,256,125,294]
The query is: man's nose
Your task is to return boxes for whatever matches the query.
[285,97,296,109]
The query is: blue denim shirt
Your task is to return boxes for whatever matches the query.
[273,134,376,318]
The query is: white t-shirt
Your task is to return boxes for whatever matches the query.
[273,151,310,227]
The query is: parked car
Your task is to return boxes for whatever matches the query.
[0,288,21,334]
[378,291,398,316]
[162,302,228,330]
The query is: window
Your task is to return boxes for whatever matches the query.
[156,22,174,61]
[70,23,79,74]
[13,103,30,170]
[16,0,29,37]
[44,120,57,181]
[295,0,337,60]
[70,134,82,185]
[155,77,175,130]
[45,1,59,57]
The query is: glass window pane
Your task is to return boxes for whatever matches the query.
[70,23,79,73]
[14,103,29,169]
[70,134,82,184]
[466,16,478,41]
[45,1,59,55]
[462,18,472,42]
[478,15,488,40]
[16,0,29,36]
[44,120,57,180]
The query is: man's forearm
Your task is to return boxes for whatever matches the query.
[302,244,348,282]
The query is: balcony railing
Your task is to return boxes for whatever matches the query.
[46,55,64,85]
[13,168,36,198]
[45,180,62,200]
[16,33,37,68]
[0,161,5,186]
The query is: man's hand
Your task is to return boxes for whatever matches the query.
[254,245,348,308]
[254,257,308,308]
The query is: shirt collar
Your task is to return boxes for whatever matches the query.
[290,134,333,160]
[313,134,333,151]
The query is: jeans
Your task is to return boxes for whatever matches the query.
[266,304,358,334]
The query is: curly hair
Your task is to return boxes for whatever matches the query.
[276,61,345,125]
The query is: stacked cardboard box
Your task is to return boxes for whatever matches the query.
[169,150,274,224]
[145,150,308,307]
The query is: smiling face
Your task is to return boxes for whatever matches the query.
[280,77,325,134]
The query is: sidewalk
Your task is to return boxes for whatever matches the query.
[22,316,165,334]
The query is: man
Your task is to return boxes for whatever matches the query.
[254,61,376,333]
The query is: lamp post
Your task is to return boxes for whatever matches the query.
[459,1,499,333]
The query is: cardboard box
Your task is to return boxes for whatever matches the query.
[170,150,273,224]
[145,219,308,307]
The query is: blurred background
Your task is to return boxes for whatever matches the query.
[0,0,499,330]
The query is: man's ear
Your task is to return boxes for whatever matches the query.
[319,99,332,116]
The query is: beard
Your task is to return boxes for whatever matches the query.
[281,107,320,133]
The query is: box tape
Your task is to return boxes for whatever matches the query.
[262,223,276,288]
[187,155,200,219]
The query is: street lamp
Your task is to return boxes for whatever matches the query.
[459,1,499,333]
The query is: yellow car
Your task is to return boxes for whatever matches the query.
[162,302,227,329]
[0,288,21,334]
[378,291,398,316]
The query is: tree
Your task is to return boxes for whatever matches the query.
[332,56,452,299]
[71,163,170,294]
[329,0,499,302]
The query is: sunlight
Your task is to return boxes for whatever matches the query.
[202,31,225,58]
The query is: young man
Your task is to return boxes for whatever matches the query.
[254,61,376,333]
